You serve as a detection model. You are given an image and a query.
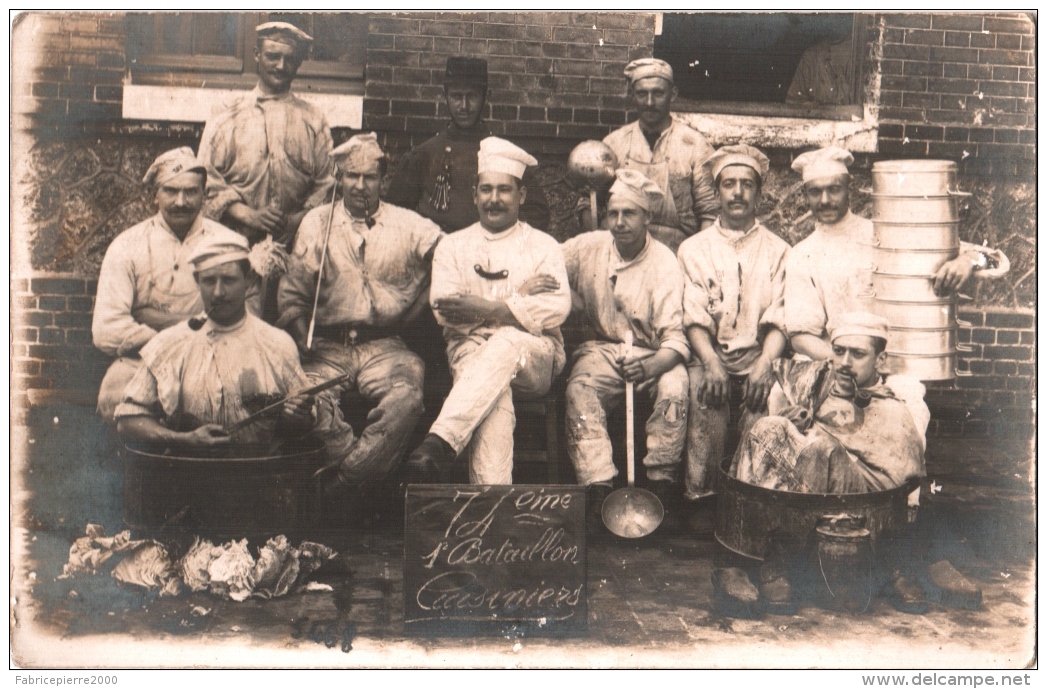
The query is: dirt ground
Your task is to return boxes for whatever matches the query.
[10,404,1036,668]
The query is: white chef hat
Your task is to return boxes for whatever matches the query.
[791,146,854,183]
[188,232,251,273]
[829,311,890,344]
[706,144,770,183]
[477,137,537,180]
[608,168,664,211]
[332,132,384,171]
[624,58,674,85]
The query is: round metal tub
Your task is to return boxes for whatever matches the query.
[715,459,917,561]
[872,247,958,276]
[872,160,959,197]
[123,438,325,541]
[874,299,956,329]
[884,351,957,381]
[871,195,961,224]
[873,222,959,251]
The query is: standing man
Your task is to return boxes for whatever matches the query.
[386,56,550,233]
[562,169,691,527]
[277,133,444,488]
[677,145,790,501]
[785,146,1006,361]
[589,58,718,252]
[115,233,314,449]
[405,137,571,485]
[197,21,335,249]
[93,147,259,424]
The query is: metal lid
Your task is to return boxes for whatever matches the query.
[872,159,957,173]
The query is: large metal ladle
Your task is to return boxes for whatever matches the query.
[566,140,618,231]
[602,332,664,538]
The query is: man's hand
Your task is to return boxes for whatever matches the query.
[618,354,649,384]
[228,202,286,238]
[933,255,975,296]
[184,424,231,447]
[518,274,560,296]
[131,306,187,332]
[432,295,493,324]
[280,394,315,434]
[742,356,774,412]
[696,357,730,407]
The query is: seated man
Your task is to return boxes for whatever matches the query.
[733,312,928,494]
[677,145,790,502]
[406,137,571,485]
[785,146,1007,361]
[115,234,312,449]
[277,133,444,488]
[718,313,981,616]
[562,169,691,528]
[93,147,260,424]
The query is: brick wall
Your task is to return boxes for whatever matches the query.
[876,12,1035,178]
[9,11,1037,437]
[363,12,654,158]
[12,12,125,126]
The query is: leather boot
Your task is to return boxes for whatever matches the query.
[712,567,763,619]
[645,480,679,534]
[884,568,930,614]
[758,562,796,615]
[921,560,983,610]
[403,434,456,486]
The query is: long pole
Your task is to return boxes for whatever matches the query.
[306,182,339,350]
[624,331,634,487]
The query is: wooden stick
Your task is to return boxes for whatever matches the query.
[589,188,599,231]
[306,182,340,350]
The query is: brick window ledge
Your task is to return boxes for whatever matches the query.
[679,104,880,153]
[122,84,363,129]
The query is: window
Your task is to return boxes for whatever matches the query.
[654,13,867,121]
[127,12,366,94]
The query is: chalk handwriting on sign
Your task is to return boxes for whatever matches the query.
[404,485,587,637]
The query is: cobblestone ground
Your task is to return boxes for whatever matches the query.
[11,404,1035,668]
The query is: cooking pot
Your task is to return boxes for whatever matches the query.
[887,326,959,354]
[872,272,947,302]
[715,458,917,561]
[874,299,956,329]
[873,247,958,276]
[884,351,958,381]
[871,194,964,224]
[872,160,961,197]
[873,222,959,251]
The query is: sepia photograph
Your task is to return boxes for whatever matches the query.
[9,10,1036,670]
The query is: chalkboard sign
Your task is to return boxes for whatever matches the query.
[404,485,587,637]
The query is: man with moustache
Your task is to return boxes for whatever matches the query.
[582,58,718,252]
[278,133,444,488]
[198,22,335,249]
[561,169,691,530]
[114,233,314,449]
[676,145,789,503]
[93,148,260,424]
[387,57,550,233]
[405,137,571,485]
[784,146,1005,361]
